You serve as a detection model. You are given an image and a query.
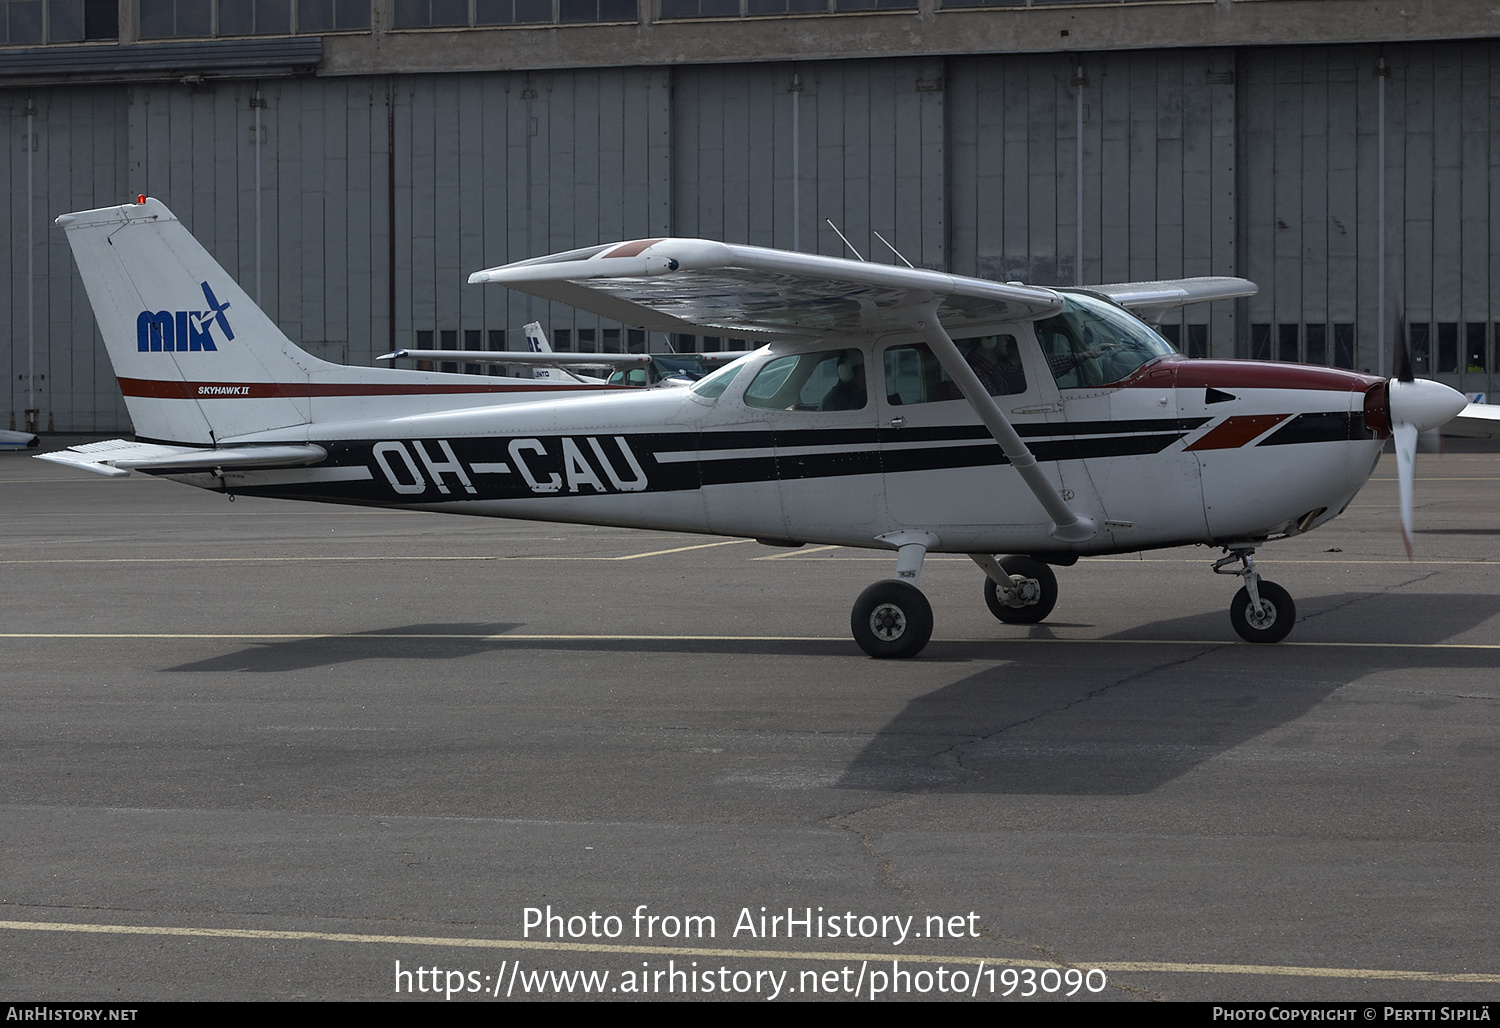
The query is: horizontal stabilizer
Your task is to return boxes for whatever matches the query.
[0,429,39,449]
[37,438,326,477]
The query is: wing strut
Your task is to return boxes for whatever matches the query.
[913,305,1097,543]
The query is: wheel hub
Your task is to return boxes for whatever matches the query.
[1009,575,1040,606]
[869,603,907,641]
[1245,600,1277,630]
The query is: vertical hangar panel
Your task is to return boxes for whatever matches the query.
[950,49,1232,322]
[1402,46,1435,350]
[474,74,510,346]
[1325,50,1361,328]
[945,58,979,279]
[276,83,306,344]
[1459,42,1491,341]
[426,67,664,345]
[299,80,328,353]
[1126,53,1158,283]
[1154,57,1185,283]
[2,93,13,429]
[814,62,848,259]
[1430,46,1463,324]
[840,62,871,262]
[1000,56,1031,281]
[1096,54,1132,284]
[432,75,463,344]
[318,80,349,361]
[1353,45,1386,369]
[1300,49,1331,323]
[7,86,132,432]
[721,68,751,245]
[674,59,943,265]
[1207,51,1238,354]
[342,81,377,364]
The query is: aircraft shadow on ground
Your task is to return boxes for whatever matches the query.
[164,623,528,673]
[162,622,853,672]
[159,594,1499,796]
[836,590,1500,796]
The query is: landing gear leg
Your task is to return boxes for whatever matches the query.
[852,533,937,659]
[1214,547,1296,643]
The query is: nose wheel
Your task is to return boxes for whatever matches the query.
[980,555,1059,624]
[1215,548,1296,643]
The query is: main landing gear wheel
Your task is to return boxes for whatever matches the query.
[983,556,1059,624]
[851,579,934,659]
[1229,581,1296,644]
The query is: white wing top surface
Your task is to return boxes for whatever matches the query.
[1442,402,1500,438]
[470,239,1067,339]
[1087,277,1258,325]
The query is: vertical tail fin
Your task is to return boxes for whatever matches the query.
[523,321,552,353]
[522,321,559,381]
[57,198,328,444]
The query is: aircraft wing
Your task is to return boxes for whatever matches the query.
[1441,402,1500,439]
[379,350,652,368]
[37,438,326,477]
[1085,277,1258,326]
[470,239,1066,339]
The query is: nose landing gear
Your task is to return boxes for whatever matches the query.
[1215,548,1296,643]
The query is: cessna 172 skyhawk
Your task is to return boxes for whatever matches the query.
[42,198,1466,658]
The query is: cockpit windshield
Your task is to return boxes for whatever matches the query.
[1033,293,1178,388]
[688,353,752,399]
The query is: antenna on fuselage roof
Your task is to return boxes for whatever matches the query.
[872,230,916,269]
[825,220,865,262]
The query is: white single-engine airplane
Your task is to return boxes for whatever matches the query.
[42,198,1467,657]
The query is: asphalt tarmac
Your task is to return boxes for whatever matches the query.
[2,439,1497,1002]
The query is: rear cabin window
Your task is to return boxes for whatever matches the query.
[883,335,1027,405]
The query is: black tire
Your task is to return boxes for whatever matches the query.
[851,580,934,659]
[1229,581,1296,643]
[983,556,1059,624]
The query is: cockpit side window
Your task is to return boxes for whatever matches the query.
[743,349,867,412]
[883,335,1027,405]
[1034,294,1177,388]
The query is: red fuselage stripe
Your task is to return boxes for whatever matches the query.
[1184,414,1294,451]
[117,378,626,399]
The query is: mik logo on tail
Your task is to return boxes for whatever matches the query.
[136,282,234,353]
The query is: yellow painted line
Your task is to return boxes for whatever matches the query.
[532,539,752,561]
[755,544,841,560]
[0,920,1493,983]
[1,632,1498,650]
[0,543,752,566]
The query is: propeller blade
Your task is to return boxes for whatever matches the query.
[1393,421,1417,560]
[1385,367,1464,560]
[1393,309,1413,383]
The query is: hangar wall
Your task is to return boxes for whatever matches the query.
[3,39,1499,432]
